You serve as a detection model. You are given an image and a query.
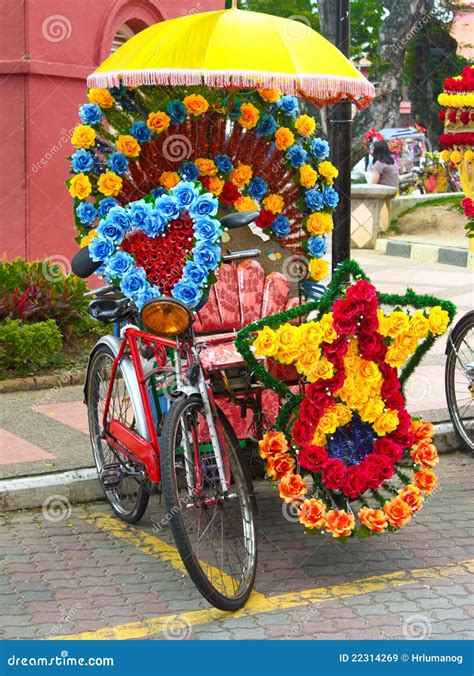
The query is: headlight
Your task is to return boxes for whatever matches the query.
[140,298,192,337]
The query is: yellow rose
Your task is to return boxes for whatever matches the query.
[253,326,279,357]
[87,88,115,108]
[385,342,410,369]
[207,176,224,195]
[308,357,334,382]
[116,135,140,157]
[450,150,462,164]
[464,149,474,162]
[238,102,260,129]
[358,397,385,423]
[183,94,209,116]
[296,349,322,377]
[333,403,352,426]
[299,164,318,188]
[373,409,399,436]
[306,212,333,235]
[437,92,449,106]
[358,359,381,384]
[428,306,449,335]
[377,309,390,336]
[80,229,97,247]
[295,114,316,137]
[230,163,252,188]
[312,429,327,446]
[195,158,218,177]
[258,88,281,103]
[97,171,122,197]
[410,312,430,339]
[159,171,180,189]
[318,161,339,180]
[71,125,96,149]
[68,173,92,199]
[274,127,295,151]
[440,149,451,163]
[301,320,323,347]
[263,193,284,214]
[319,312,337,343]
[308,258,329,281]
[277,324,302,364]
[318,409,338,435]
[386,310,410,337]
[235,195,258,212]
[395,333,418,354]
[146,111,170,134]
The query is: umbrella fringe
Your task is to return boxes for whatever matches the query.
[87,68,374,108]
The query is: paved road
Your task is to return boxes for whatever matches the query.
[1,451,473,641]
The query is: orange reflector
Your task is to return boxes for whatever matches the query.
[141,298,191,336]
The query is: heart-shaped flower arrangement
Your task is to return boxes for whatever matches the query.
[88,180,223,308]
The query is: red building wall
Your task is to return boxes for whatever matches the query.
[0,0,222,262]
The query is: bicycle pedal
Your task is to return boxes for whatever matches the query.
[99,463,123,489]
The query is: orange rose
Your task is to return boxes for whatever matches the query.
[68,173,92,199]
[230,163,252,188]
[235,195,258,212]
[207,176,224,195]
[398,484,424,513]
[299,498,326,529]
[266,452,296,480]
[410,441,439,468]
[410,420,434,443]
[263,194,284,214]
[258,88,281,103]
[159,171,180,190]
[195,158,218,177]
[238,102,260,129]
[274,127,295,151]
[183,94,209,116]
[299,164,318,188]
[258,431,288,459]
[116,135,140,158]
[146,111,170,134]
[358,507,388,534]
[383,497,411,528]
[413,469,438,494]
[325,510,355,538]
[87,88,115,108]
[278,473,307,503]
[97,171,122,197]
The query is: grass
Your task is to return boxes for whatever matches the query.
[388,194,464,232]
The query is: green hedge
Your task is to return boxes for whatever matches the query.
[0,319,62,370]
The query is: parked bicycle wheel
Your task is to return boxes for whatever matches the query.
[86,344,149,522]
[445,311,474,452]
[160,394,257,611]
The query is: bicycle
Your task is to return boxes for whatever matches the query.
[72,211,259,611]
[445,310,474,453]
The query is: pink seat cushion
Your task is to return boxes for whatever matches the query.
[238,260,265,326]
[261,272,291,319]
[214,263,241,331]
[195,285,223,333]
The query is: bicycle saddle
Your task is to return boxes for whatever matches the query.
[220,211,259,229]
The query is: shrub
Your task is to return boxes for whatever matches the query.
[0,258,89,337]
[0,318,63,370]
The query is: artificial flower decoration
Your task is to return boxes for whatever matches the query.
[235,260,455,541]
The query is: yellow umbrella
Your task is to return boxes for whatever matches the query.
[88,8,374,109]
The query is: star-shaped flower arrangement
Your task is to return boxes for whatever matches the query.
[235,259,456,541]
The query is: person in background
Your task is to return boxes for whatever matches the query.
[368,140,400,188]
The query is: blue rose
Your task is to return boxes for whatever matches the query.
[155,194,180,221]
[142,211,166,238]
[97,220,125,244]
[167,99,187,125]
[214,154,233,174]
[305,188,324,212]
[247,176,268,201]
[183,261,208,286]
[193,242,221,270]
[89,237,115,262]
[323,187,339,208]
[107,152,129,175]
[78,103,102,126]
[310,138,330,160]
[272,215,291,237]
[171,181,200,210]
[135,284,161,310]
[104,251,134,278]
[256,114,278,137]
[194,216,222,242]
[151,186,168,198]
[178,162,200,181]
[107,206,131,232]
[189,193,218,219]
[120,268,149,300]
[278,95,299,116]
[97,197,118,218]
[171,280,203,307]
[76,202,97,225]
[286,144,308,168]
[128,199,153,226]
[130,121,153,143]
[71,149,93,173]
[307,235,327,258]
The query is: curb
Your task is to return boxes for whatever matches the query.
[0,423,463,512]
[0,371,85,394]
[376,238,472,269]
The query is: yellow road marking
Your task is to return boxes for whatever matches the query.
[50,540,474,641]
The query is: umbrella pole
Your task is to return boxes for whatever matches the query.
[331,0,352,273]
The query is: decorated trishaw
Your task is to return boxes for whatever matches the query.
[68,7,455,610]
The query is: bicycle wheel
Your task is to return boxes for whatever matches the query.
[87,344,149,522]
[445,312,474,452]
[160,394,257,611]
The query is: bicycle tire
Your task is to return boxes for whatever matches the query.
[445,312,474,453]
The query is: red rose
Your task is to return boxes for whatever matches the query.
[390,429,415,449]
[200,176,211,191]
[396,409,412,434]
[462,197,474,218]
[332,315,357,335]
[358,333,387,361]
[460,110,470,125]
[342,465,369,499]
[363,455,394,488]
[447,110,457,123]
[306,384,333,411]
[358,313,379,334]
[345,279,377,303]
[292,416,314,447]
[220,182,240,206]
[385,392,405,410]
[323,371,346,392]
[373,438,403,462]
[298,397,322,426]
[255,210,276,229]
[298,444,328,472]
[381,377,400,400]
[333,298,364,320]
[321,458,346,490]
[379,362,398,381]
